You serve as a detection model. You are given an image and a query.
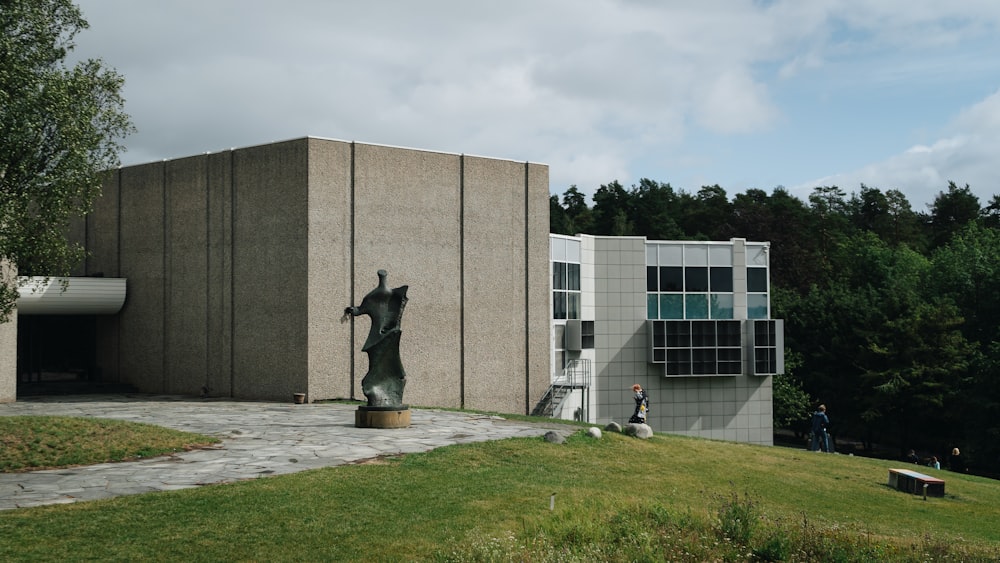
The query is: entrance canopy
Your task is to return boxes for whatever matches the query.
[16,277,127,315]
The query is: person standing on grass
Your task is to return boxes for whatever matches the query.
[629,384,649,424]
[810,404,830,452]
[949,448,967,473]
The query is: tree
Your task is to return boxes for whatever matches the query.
[561,185,593,234]
[0,0,133,321]
[928,182,980,249]
[591,180,634,236]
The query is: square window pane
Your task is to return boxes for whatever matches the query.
[710,245,732,266]
[660,294,683,319]
[685,245,708,266]
[567,263,580,291]
[691,321,716,346]
[710,267,733,292]
[686,294,708,319]
[647,294,658,319]
[567,292,580,319]
[553,262,567,290]
[718,320,742,346]
[754,320,776,346]
[710,293,734,319]
[646,245,658,266]
[551,237,566,261]
[647,266,658,292]
[748,293,768,319]
[553,292,567,319]
[659,266,683,291]
[666,321,690,347]
[658,244,683,265]
[566,238,581,262]
[686,267,708,292]
[747,268,768,293]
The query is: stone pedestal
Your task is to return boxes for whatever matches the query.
[356,405,411,428]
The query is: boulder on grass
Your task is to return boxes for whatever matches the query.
[586,427,602,439]
[604,421,622,433]
[624,423,653,439]
[544,430,565,444]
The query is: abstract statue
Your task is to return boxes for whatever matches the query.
[344,269,409,408]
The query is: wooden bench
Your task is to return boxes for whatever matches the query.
[888,468,945,497]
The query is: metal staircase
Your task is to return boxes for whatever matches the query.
[531,359,592,419]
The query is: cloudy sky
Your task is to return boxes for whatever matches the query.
[70,0,1000,209]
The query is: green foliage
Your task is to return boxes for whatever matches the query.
[548,177,1000,472]
[0,0,133,321]
[771,355,812,431]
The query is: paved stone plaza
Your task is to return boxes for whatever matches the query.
[0,395,571,510]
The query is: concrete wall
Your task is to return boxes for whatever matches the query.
[0,262,15,402]
[305,139,353,402]
[73,137,548,413]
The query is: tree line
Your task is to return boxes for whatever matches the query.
[552,180,1000,476]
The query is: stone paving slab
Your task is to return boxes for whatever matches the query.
[0,395,572,511]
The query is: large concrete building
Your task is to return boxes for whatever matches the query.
[2,137,551,413]
[1,137,783,448]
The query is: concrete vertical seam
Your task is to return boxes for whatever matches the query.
[349,142,356,400]
[204,156,211,392]
[161,162,169,392]
[459,154,466,409]
[523,162,530,415]
[229,150,236,397]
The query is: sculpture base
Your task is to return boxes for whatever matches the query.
[355,405,411,429]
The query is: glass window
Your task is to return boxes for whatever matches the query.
[658,244,683,265]
[709,245,733,266]
[566,238,581,263]
[553,292,567,319]
[553,262,566,290]
[685,294,708,319]
[747,268,768,293]
[660,294,683,319]
[710,294,734,319]
[551,237,566,261]
[567,293,580,320]
[685,267,708,292]
[710,267,733,292]
[647,294,658,319]
[659,266,683,291]
[646,266,658,292]
[748,294,768,319]
[567,263,580,291]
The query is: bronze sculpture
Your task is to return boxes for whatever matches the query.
[344,270,409,408]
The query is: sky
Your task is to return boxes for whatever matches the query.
[69,0,1000,210]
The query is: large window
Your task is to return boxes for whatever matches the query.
[551,237,581,320]
[752,320,783,375]
[646,243,734,320]
[648,320,742,376]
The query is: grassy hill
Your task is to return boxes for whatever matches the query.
[1,423,998,561]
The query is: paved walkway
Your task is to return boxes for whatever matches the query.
[0,395,570,511]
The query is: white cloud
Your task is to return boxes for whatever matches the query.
[792,89,1000,208]
[69,0,1000,206]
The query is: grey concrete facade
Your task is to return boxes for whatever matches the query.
[51,137,549,413]
[550,234,776,445]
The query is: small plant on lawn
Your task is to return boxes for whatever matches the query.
[715,491,758,547]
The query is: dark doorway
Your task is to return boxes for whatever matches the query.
[17,315,103,394]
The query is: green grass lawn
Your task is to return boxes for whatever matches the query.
[0,416,219,472]
[1,419,998,561]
